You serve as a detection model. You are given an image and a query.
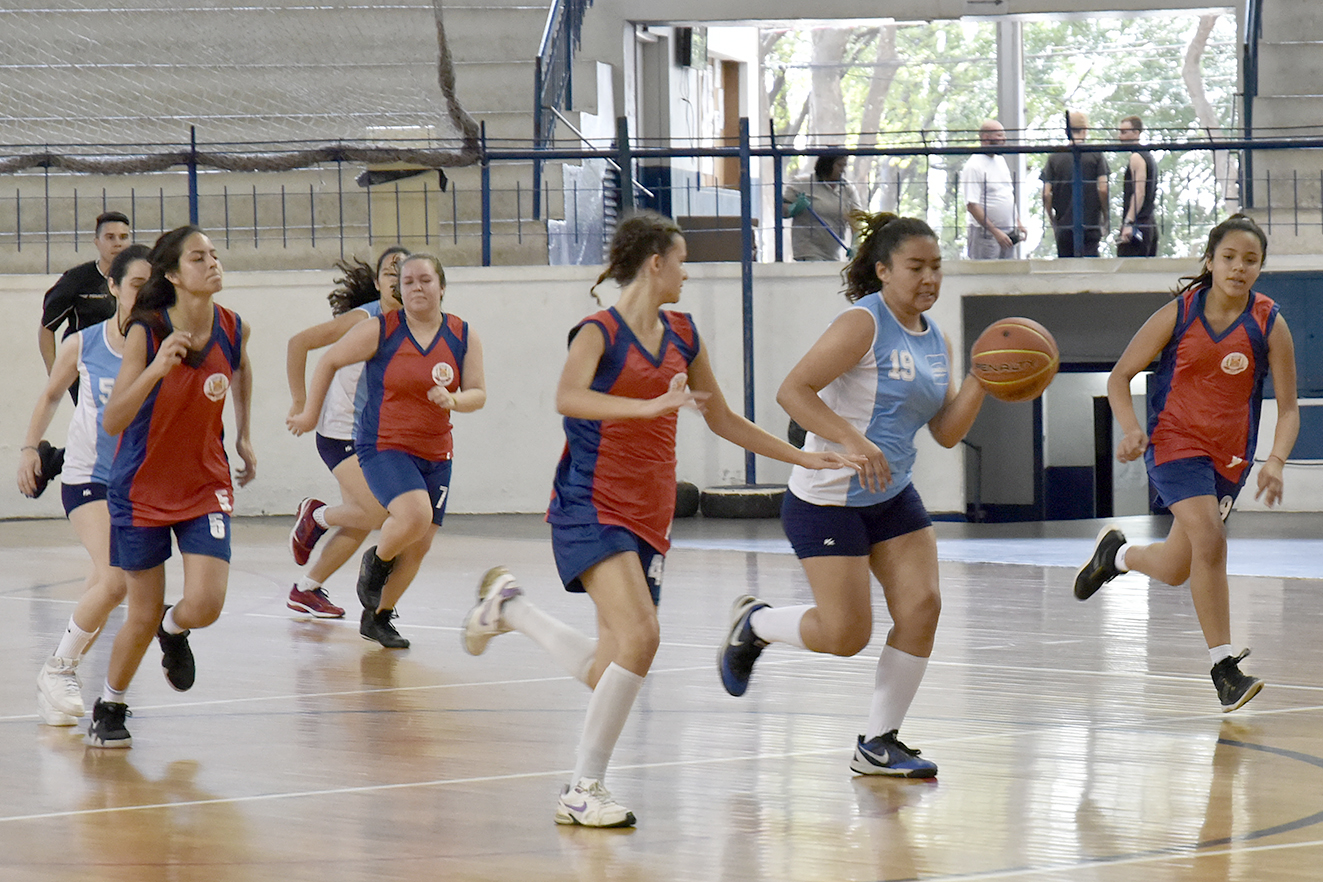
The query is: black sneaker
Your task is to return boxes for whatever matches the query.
[360,608,410,649]
[86,698,132,748]
[1073,526,1126,600]
[157,605,196,691]
[1211,649,1263,712]
[32,440,65,499]
[356,546,395,612]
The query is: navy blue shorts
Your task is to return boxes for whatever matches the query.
[551,522,663,606]
[356,446,451,526]
[109,512,232,571]
[782,484,932,558]
[1146,453,1244,522]
[62,481,107,516]
[316,433,357,472]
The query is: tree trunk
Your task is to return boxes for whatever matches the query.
[856,25,901,209]
[1184,13,1233,206]
[810,28,851,144]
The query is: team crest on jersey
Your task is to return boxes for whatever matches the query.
[1220,352,1249,375]
[431,362,454,387]
[203,372,230,401]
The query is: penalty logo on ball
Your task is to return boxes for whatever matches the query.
[431,362,454,387]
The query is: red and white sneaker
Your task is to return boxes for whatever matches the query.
[290,497,328,565]
[287,585,345,618]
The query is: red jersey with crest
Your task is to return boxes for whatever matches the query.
[1147,287,1278,483]
[108,305,243,527]
[353,310,468,461]
[547,308,701,554]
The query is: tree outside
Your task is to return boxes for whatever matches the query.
[764,13,1238,259]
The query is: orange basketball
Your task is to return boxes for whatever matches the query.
[970,317,1060,402]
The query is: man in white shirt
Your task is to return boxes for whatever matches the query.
[960,121,1025,259]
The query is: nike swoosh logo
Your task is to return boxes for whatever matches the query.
[565,801,587,813]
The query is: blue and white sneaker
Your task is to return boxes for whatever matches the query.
[850,730,937,778]
[718,595,769,697]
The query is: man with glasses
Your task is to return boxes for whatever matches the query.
[1116,116,1159,256]
[1042,111,1109,257]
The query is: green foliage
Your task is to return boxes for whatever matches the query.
[764,13,1238,258]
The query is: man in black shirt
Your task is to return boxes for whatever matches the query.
[38,211,132,394]
[1041,112,1109,257]
[1116,115,1159,257]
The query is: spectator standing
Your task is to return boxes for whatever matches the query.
[1042,112,1109,257]
[960,120,1026,259]
[783,153,862,261]
[1117,115,1160,257]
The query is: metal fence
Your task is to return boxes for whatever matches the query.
[3,128,1322,273]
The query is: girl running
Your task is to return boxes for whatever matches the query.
[720,212,990,780]
[460,211,859,827]
[288,253,485,648]
[1073,213,1298,711]
[20,244,151,726]
[90,226,256,748]
[285,247,408,618]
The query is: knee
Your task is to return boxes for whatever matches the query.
[619,615,661,668]
[817,611,873,657]
[891,588,941,637]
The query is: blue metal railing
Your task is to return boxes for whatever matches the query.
[533,0,593,220]
[1242,0,1264,207]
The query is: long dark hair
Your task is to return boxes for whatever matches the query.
[108,243,151,286]
[328,245,409,316]
[1177,213,1268,296]
[840,212,937,302]
[127,225,206,335]
[590,211,682,305]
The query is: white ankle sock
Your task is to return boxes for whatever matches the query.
[54,617,97,659]
[573,663,645,783]
[864,645,929,740]
[1114,543,1131,572]
[297,576,323,593]
[312,504,329,529]
[502,596,597,685]
[1209,644,1233,665]
[101,681,127,704]
[749,605,809,649]
[162,606,187,635]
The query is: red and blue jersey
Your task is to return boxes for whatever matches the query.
[547,308,701,554]
[353,310,468,462]
[1147,287,1278,483]
[109,305,243,527]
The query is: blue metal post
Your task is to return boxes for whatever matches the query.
[770,119,784,263]
[481,121,491,267]
[188,126,199,225]
[616,117,634,213]
[739,118,756,484]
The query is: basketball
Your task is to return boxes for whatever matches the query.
[970,317,1060,402]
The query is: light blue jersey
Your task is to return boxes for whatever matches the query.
[317,300,384,440]
[62,320,123,486]
[788,293,950,505]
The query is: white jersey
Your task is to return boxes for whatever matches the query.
[315,301,383,439]
[788,293,950,506]
[62,320,123,486]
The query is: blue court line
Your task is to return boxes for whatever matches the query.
[670,536,1323,580]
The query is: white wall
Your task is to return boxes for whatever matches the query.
[6,256,1318,520]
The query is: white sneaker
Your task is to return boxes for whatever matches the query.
[37,689,78,726]
[37,656,86,718]
[554,778,636,828]
[461,566,522,656]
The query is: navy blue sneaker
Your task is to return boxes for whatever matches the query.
[86,699,132,748]
[718,595,769,697]
[850,731,937,778]
[356,546,395,612]
[1074,526,1126,600]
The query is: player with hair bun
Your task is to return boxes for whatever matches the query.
[284,246,409,618]
[460,211,859,828]
[720,211,989,780]
[1073,213,1298,712]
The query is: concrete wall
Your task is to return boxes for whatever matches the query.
[5,254,1319,521]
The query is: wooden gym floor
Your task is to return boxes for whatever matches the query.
[2,511,1321,881]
